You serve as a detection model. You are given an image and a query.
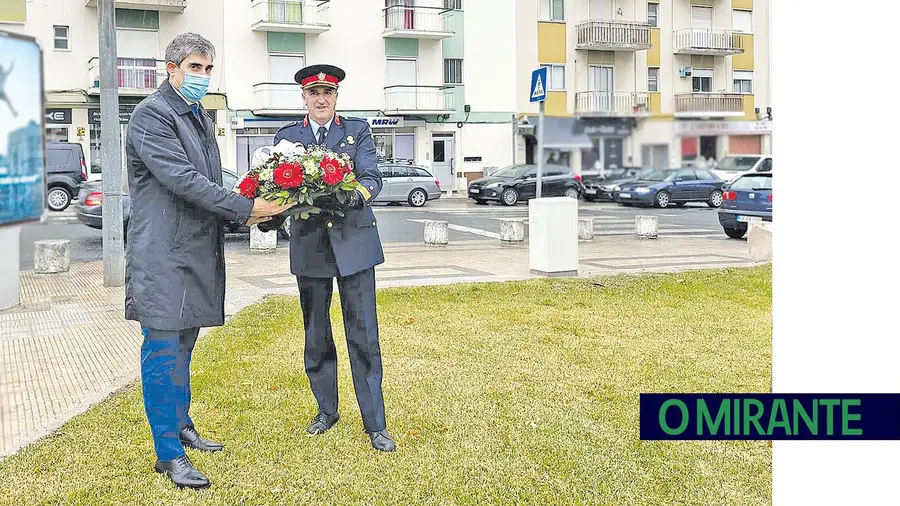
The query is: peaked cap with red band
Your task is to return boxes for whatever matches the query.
[294,64,346,90]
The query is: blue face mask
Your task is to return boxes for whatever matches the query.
[175,67,210,102]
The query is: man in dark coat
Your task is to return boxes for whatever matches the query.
[125,32,294,489]
[272,64,395,452]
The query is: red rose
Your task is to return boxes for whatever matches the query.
[274,162,304,188]
[237,174,260,198]
[320,155,348,185]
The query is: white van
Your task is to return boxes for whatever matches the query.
[711,155,772,184]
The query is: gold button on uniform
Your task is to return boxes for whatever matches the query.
[327,221,333,228]
[372,221,377,226]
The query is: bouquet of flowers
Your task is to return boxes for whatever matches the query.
[234,139,364,223]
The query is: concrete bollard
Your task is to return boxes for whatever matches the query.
[577,217,594,242]
[249,225,277,253]
[499,218,525,243]
[635,215,658,239]
[424,220,449,246]
[747,221,773,262]
[34,239,71,274]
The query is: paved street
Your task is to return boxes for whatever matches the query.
[20,197,727,269]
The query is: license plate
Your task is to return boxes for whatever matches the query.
[737,215,762,223]
[584,189,596,194]
[619,193,631,199]
[469,188,479,193]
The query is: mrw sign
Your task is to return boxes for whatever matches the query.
[530,67,547,103]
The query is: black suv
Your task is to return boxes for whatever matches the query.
[46,142,87,211]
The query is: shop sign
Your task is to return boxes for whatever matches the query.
[366,117,404,128]
[45,108,72,124]
[676,120,773,136]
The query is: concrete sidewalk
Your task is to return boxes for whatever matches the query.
[0,234,761,458]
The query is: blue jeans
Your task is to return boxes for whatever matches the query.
[140,327,200,461]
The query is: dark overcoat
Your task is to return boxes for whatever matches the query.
[124,80,254,331]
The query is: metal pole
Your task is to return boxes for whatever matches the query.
[99,0,125,286]
[536,100,545,198]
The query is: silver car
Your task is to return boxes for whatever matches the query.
[373,163,442,207]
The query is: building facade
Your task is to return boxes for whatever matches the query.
[514,0,772,172]
[1,0,521,191]
[1,0,770,186]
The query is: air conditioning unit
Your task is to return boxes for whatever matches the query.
[679,66,693,78]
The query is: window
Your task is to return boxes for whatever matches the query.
[443,0,462,9]
[695,170,717,180]
[540,64,565,90]
[269,54,305,82]
[648,67,659,92]
[115,9,159,30]
[53,25,69,50]
[733,9,752,33]
[539,0,565,21]
[733,70,753,94]
[444,58,463,85]
[647,3,659,27]
[692,69,712,92]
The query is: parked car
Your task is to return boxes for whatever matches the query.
[718,172,772,239]
[75,167,290,239]
[711,154,772,183]
[467,163,582,205]
[372,162,441,207]
[613,168,725,208]
[46,142,88,211]
[581,167,653,202]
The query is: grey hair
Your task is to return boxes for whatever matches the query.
[165,32,216,65]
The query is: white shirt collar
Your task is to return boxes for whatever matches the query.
[308,115,334,134]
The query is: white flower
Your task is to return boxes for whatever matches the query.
[250,140,306,170]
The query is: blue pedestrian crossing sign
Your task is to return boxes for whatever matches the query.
[530,67,547,103]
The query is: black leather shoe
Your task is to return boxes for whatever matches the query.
[179,426,224,452]
[154,454,210,489]
[368,429,396,452]
[306,411,340,435]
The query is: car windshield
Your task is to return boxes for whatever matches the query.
[716,156,761,172]
[641,169,677,181]
[730,174,772,190]
[491,165,531,178]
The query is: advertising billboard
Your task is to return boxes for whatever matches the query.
[0,30,46,227]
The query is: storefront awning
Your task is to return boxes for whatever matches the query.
[524,115,593,150]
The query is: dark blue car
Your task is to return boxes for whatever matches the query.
[612,168,725,208]
[718,172,772,239]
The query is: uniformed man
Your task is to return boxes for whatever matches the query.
[273,64,395,452]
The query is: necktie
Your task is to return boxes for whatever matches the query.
[317,126,327,146]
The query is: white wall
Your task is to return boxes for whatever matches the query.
[464,0,517,113]
[516,0,539,115]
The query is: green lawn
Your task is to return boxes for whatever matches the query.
[0,265,772,505]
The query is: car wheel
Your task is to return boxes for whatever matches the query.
[500,188,519,206]
[47,187,72,211]
[708,190,724,208]
[654,191,671,209]
[724,227,746,239]
[564,187,579,199]
[408,188,427,207]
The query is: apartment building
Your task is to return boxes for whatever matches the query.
[514,0,772,171]
[1,0,519,191]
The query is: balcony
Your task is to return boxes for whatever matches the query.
[382,6,454,39]
[575,91,651,117]
[84,0,186,13]
[383,85,455,115]
[575,21,651,51]
[250,0,331,34]
[673,28,744,55]
[87,57,165,96]
[252,83,307,115]
[674,92,744,118]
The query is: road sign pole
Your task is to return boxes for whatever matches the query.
[536,100,545,199]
